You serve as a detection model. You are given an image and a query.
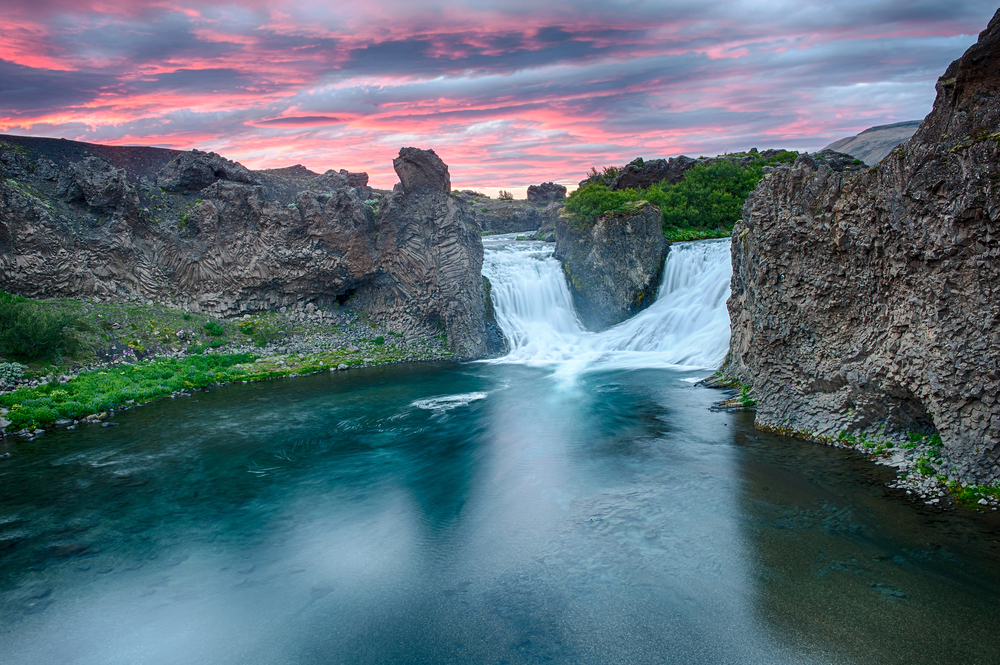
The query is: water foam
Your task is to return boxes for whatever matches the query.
[482,236,732,376]
[411,392,489,412]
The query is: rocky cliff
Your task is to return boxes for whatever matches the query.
[725,10,1000,484]
[352,148,498,359]
[0,139,501,359]
[460,194,564,234]
[554,203,667,331]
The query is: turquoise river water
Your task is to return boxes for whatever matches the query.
[0,238,998,664]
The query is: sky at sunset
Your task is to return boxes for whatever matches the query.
[2,1,997,193]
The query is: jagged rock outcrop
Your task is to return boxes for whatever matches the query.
[352,148,497,358]
[609,156,698,190]
[464,197,564,234]
[393,147,450,193]
[156,149,260,191]
[554,203,667,331]
[339,169,369,188]
[526,182,567,201]
[725,9,1000,484]
[0,139,500,359]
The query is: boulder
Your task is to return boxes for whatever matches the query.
[69,157,137,213]
[392,147,450,193]
[526,182,567,201]
[155,149,259,192]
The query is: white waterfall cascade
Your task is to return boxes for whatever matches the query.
[482,236,732,377]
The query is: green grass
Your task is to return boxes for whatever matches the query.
[2,353,258,429]
[0,295,296,375]
[1,334,450,431]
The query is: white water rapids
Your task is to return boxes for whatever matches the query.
[482,235,733,378]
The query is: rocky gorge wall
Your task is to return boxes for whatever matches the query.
[724,10,1000,484]
[0,139,501,359]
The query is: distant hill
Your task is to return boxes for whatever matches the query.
[823,120,921,165]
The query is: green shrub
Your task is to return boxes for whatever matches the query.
[567,150,799,233]
[373,336,385,346]
[0,294,75,361]
[0,362,26,383]
[203,320,225,337]
[563,182,635,223]
[237,316,282,347]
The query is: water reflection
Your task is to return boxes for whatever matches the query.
[731,418,1000,664]
[1,363,999,664]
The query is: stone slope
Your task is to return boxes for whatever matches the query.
[725,10,1000,484]
[823,120,921,166]
[0,140,500,359]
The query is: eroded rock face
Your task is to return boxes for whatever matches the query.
[0,141,499,359]
[392,147,450,194]
[463,196,564,234]
[352,149,497,358]
[554,204,667,331]
[156,149,260,192]
[526,182,567,201]
[610,157,697,190]
[725,10,1000,483]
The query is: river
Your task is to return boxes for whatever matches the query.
[1,237,998,664]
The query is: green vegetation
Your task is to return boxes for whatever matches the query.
[0,362,27,383]
[2,353,255,429]
[835,427,897,456]
[236,315,284,347]
[203,320,226,337]
[946,481,1000,508]
[566,150,799,239]
[0,335,449,430]
[0,291,75,361]
[0,294,271,372]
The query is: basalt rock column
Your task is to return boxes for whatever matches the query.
[354,148,498,359]
[725,10,1000,483]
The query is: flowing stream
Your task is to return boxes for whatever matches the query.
[1,238,1000,664]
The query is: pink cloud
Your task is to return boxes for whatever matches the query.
[0,1,995,189]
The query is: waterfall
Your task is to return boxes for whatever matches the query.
[482,236,732,375]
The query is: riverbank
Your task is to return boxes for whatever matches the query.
[703,374,1000,513]
[0,299,453,436]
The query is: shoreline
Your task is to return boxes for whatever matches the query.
[0,302,454,438]
[701,374,1000,513]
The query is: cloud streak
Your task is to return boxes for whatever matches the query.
[0,0,995,191]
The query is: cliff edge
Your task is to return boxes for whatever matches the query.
[0,141,500,359]
[725,10,1000,483]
